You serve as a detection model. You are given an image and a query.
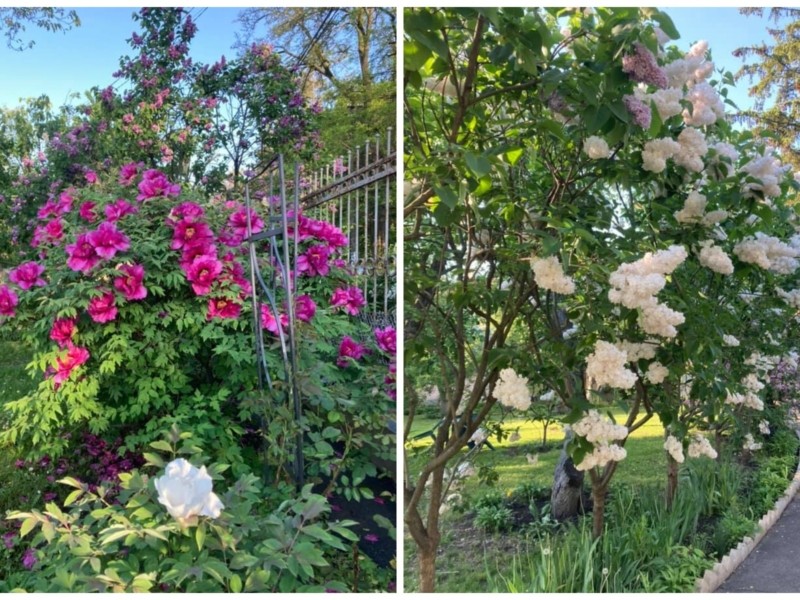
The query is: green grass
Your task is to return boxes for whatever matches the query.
[406,410,668,493]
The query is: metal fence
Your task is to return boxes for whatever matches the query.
[299,130,397,325]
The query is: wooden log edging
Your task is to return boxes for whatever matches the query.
[694,433,800,593]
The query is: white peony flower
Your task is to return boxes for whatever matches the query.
[154,458,224,525]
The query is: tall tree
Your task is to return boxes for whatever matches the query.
[0,8,80,50]
[735,8,800,170]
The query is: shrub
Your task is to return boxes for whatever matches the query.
[2,429,358,593]
[0,163,395,496]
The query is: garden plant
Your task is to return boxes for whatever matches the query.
[404,6,800,592]
[0,7,396,592]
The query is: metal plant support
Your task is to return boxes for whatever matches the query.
[244,155,304,487]
[243,131,396,487]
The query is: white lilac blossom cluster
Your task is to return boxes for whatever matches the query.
[741,149,789,201]
[583,136,611,159]
[530,256,576,294]
[682,82,725,126]
[673,190,729,230]
[733,233,800,275]
[572,410,629,471]
[725,376,765,411]
[642,128,708,174]
[687,434,718,459]
[759,420,771,435]
[697,240,734,275]
[722,334,740,347]
[608,245,687,338]
[707,141,740,180]
[615,340,658,361]
[645,361,669,384]
[493,368,532,411]
[664,435,685,463]
[585,341,637,389]
[634,86,682,121]
[743,433,763,451]
[663,40,714,88]
[777,288,800,309]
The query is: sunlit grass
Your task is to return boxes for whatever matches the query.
[406,410,669,492]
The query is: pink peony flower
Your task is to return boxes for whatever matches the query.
[57,192,74,215]
[337,336,368,367]
[88,222,130,260]
[85,170,98,184]
[179,242,217,271]
[296,244,331,277]
[118,162,139,186]
[227,208,264,238]
[168,202,205,225]
[0,285,19,316]
[171,218,214,251]
[185,254,223,296]
[50,317,76,347]
[207,297,241,320]
[221,255,252,295]
[113,264,147,300]
[374,326,396,354]
[136,169,181,201]
[294,294,316,322]
[104,199,138,222]
[66,233,101,273]
[52,344,90,388]
[9,262,46,290]
[261,304,289,334]
[31,218,65,247]
[87,291,117,323]
[79,201,97,222]
[330,286,366,316]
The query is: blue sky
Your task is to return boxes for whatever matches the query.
[0,7,243,109]
[0,7,779,112]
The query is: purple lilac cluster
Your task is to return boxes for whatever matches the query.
[621,43,668,89]
[623,94,652,129]
[769,358,800,404]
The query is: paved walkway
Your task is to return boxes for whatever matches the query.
[717,494,800,592]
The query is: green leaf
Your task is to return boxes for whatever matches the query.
[230,574,243,593]
[19,517,38,538]
[149,440,173,453]
[196,521,206,551]
[652,11,680,40]
[142,452,165,468]
[505,148,524,166]
[58,476,84,489]
[465,152,491,178]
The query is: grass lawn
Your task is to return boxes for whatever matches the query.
[406,410,668,493]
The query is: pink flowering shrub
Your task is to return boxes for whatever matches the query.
[1,164,394,498]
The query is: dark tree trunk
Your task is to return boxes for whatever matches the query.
[592,483,607,538]
[551,442,585,520]
[665,454,679,509]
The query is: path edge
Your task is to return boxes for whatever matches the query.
[694,432,800,593]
